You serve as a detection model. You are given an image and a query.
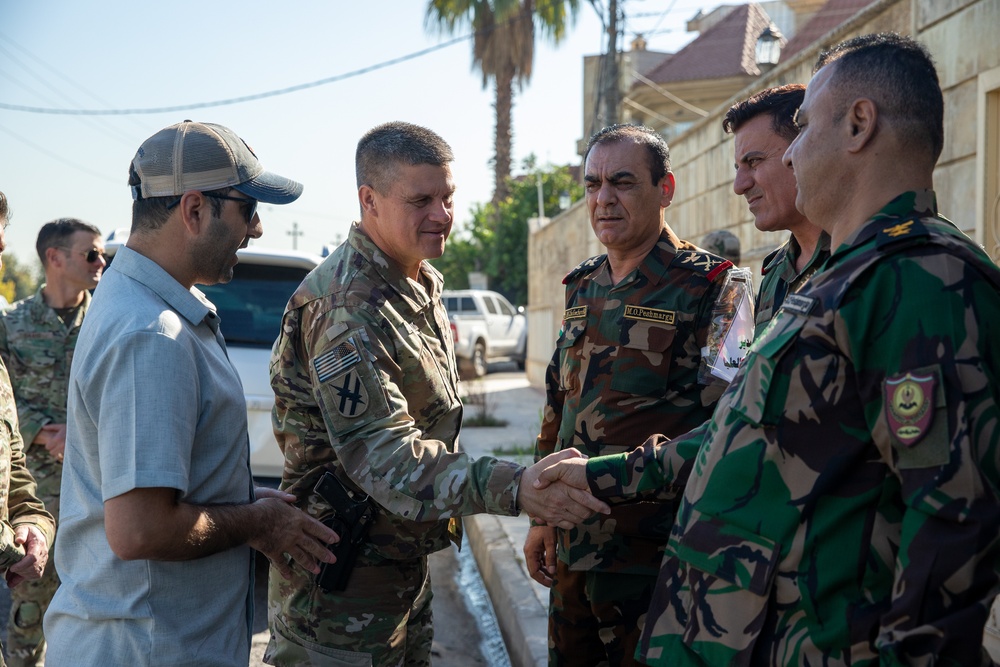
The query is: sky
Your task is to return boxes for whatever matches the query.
[0,0,752,268]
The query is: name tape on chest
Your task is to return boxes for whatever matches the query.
[564,306,588,321]
[313,336,362,384]
[780,294,816,317]
[623,305,676,324]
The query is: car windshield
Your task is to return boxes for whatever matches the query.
[198,263,309,348]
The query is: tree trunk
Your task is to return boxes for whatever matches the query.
[492,62,514,207]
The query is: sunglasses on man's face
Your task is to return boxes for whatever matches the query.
[167,192,258,225]
[63,248,103,264]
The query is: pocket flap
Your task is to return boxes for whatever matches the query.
[557,319,587,348]
[621,320,676,353]
[671,517,779,596]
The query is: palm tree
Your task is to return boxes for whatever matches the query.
[426,0,579,206]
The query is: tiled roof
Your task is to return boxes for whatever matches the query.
[637,3,775,86]
[779,0,878,63]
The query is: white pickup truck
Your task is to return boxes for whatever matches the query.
[442,289,527,378]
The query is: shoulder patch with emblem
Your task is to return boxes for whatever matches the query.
[884,371,936,447]
[671,250,733,281]
[328,369,369,418]
[563,254,607,285]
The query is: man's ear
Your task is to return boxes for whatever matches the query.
[177,191,210,235]
[660,171,676,207]
[358,185,378,219]
[846,98,878,153]
[44,246,64,270]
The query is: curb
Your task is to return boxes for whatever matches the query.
[465,513,547,667]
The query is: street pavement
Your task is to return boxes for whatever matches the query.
[458,370,550,667]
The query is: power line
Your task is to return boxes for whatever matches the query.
[0,34,471,116]
[0,124,120,184]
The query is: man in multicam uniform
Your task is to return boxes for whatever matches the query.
[0,218,104,666]
[0,192,57,667]
[266,121,608,667]
[724,84,830,330]
[539,33,1000,665]
[524,124,734,667]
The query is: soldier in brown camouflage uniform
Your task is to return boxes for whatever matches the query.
[540,33,1000,665]
[0,218,104,666]
[265,121,608,667]
[524,124,734,666]
[724,84,830,330]
[0,193,57,667]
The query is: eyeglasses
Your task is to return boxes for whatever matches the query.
[167,192,258,224]
[62,248,104,264]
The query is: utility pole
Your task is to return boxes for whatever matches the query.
[603,0,621,126]
[287,221,303,251]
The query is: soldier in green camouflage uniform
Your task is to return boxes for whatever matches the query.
[0,194,58,667]
[0,218,103,666]
[542,33,1000,665]
[723,84,830,331]
[266,122,607,667]
[527,124,734,667]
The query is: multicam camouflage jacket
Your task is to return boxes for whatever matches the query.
[0,285,89,497]
[586,191,1000,665]
[0,358,54,571]
[270,223,522,566]
[536,227,733,575]
[754,232,830,330]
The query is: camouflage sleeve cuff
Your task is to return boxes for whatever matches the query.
[0,524,25,571]
[585,439,677,502]
[484,458,522,516]
[586,453,633,499]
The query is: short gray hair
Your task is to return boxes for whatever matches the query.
[355,122,454,195]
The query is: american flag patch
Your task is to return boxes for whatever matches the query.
[313,337,361,383]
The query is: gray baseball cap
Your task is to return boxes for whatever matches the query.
[129,120,303,204]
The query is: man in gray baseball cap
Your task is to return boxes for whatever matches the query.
[44,121,336,667]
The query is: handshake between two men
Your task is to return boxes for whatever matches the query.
[515,448,603,530]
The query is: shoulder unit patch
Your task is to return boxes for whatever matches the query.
[885,371,936,447]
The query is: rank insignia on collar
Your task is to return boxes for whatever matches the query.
[883,220,914,237]
[885,371,936,447]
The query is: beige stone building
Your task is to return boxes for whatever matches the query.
[528,0,1000,386]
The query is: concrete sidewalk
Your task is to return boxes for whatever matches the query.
[458,374,550,667]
